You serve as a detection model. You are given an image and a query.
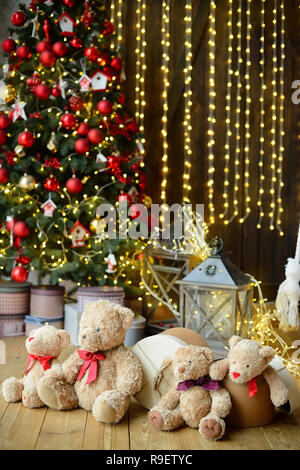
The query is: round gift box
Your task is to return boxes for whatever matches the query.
[125,315,146,346]
[222,374,275,428]
[0,281,31,315]
[25,315,64,337]
[0,314,25,337]
[77,286,124,312]
[30,285,65,318]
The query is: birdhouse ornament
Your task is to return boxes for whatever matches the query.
[90,70,108,92]
[55,13,76,37]
[69,221,91,248]
[79,74,91,92]
[105,253,116,273]
[41,195,57,217]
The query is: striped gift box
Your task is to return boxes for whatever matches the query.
[0,314,25,337]
[0,281,31,315]
[77,286,124,312]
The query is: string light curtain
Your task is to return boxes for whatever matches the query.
[207,0,216,225]
[135,0,147,155]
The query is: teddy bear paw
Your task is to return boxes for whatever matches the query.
[199,416,225,441]
[148,409,164,430]
[2,377,23,403]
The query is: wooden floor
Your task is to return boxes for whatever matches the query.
[0,336,300,450]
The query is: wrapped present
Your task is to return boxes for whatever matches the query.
[30,285,65,319]
[25,315,64,337]
[0,280,31,315]
[0,314,25,337]
[64,303,82,345]
[132,328,209,410]
[77,286,124,312]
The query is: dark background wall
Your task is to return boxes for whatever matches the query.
[1,0,300,299]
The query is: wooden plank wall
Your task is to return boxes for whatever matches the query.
[105,0,300,299]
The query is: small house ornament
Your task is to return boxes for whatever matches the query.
[79,74,91,92]
[105,253,116,273]
[69,221,91,248]
[177,237,253,346]
[41,195,57,217]
[96,151,107,163]
[90,70,108,92]
[55,12,76,36]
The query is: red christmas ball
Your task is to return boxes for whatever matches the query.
[110,57,123,72]
[77,122,90,136]
[70,37,82,48]
[0,129,7,144]
[117,193,133,206]
[102,66,114,80]
[44,176,60,192]
[17,45,32,60]
[0,115,12,129]
[63,0,75,6]
[11,11,26,27]
[0,167,9,183]
[107,155,119,170]
[26,73,41,92]
[102,20,114,36]
[6,217,17,232]
[11,265,29,282]
[97,100,112,115]
[126,120,139,133]
[66,176,83,194]
[87,128,103,144]
[51,87,61,97]
[36,40,51,53]
[13,221,30,238]
[74,138,90,154]
[117,93,125,105]
[52,41,68,57]
[69,95,84,112]
[34,84,51,100]
[18,131,35,148]
[99,52,110,66]
[40,50,56,67]
[61,113,77,129]
[84,46,99,62]
[2,38,16,53]
[13,236,22,249]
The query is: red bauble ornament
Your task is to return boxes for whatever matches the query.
[40,50,56,67]
[69,95,84,112]
[87,128,103,144]
[26,73,41,92]
[74,138,90,154]
[97,100,112,115]
[13,221,30,238]
[6,217,17,232]
[0,130,7,145]
[2,38,16,53]
[18,131,35,148]
[117,93,125,105]
[99,52,110,66]
[0,115,12,129]
[0,167,8,183]
[84,46,99,62]
[13,236,21,249]
[34,84,51,100]
[110,57,123,72]
[36,40,51,53]
[11,265,28,282]
[44,176,60,192]
[107,155,119,170]
[102,20,114,36]
[11,11,26,27]
[16,45,32,60]
[61,113,77,129]
[52,41,68,57]
[102,66,114,80]
[63,0,75,6]
[51,87,61,97]
[70,37,82,48]
[126,120,139,133]
[77,122,90,136]
[66,175,83,194]
[117,193,133,206]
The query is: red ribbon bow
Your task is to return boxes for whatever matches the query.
[77,350,105,384]
[248,376,258,397]
[25,353,54,375]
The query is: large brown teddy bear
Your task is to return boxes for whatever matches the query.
[2,325,70,408]
[148,345,232,440]
[38,300,143,424]
[209,336,290,410]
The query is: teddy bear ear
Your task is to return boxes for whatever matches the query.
[259,346,275,362]
[229,335,242,349]
[202,347,214,364]
[57,329,70,348]
[117,305,134,332]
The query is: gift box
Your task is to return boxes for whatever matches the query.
[0,280,31,315]
[132,327,209,410]
[0,314,25,337]
[24,315,64,336]
[77,286,124,312]
[30,285,65,318]
[64,303,82,345]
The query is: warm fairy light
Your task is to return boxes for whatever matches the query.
[135,0,147,155]
[182,0,193,204]
[160,0,170,203]
[207,0,216,224]
[110,0,123,51]
[220,0,233,222]
[257,0,266,230]
[239,0,252,224]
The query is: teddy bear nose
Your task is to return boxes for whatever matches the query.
[178,366,186,374]
[232,372,240,379]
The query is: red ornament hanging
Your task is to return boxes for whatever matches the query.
[117,93,125,105]
[18,131,35,148]
[40,50,56,67]
[13,236,22,249]
[66,174,83,194]
[99,52,110,66]
[52,41,68,57]
[6,217,17,232]
[117,193,133,206]
[77,122,90,136]
[16,45,32,60]
[84,46,99,62]
[63,0,75,6]
[97,100,112,115]
[0,166,9,184]
[26,73,42,92]
[36,40,51,53]
[0,130,7,145]
[13,221,30,238]
[44,176,60,192]
[74,138,90,154]
[43,18,51,42]
[0,115,12,130]
[87,128,103,144]
[34,84,51,100]
[11,265,29,283]
[51,87,61,97]
[2,38,16,53]
[61,112,77,129]
[110,57,123,72]
[11,11,26,27]
[70,37,82,48]
[102,20,114,36]
[69,95,84,111]
[126,120,139,134]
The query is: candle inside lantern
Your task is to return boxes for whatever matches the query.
[295,223,300,263]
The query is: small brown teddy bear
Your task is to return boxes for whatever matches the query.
[148,345,232,440]
[37,300,143,424]
[2,325,70,408]
[209,336,290,410]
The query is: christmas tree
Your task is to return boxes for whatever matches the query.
[0,0,148,291]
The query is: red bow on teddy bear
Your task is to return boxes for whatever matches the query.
[77,350,105,384]
[25,353,55,375]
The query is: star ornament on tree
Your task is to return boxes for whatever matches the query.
[11,100,27,122]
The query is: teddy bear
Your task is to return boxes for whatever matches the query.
[209,335,290,412]
[37,300,143,424]
[2,325,71,409]
[148,345,232,440]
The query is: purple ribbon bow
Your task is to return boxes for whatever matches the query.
[176,375,219,392]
